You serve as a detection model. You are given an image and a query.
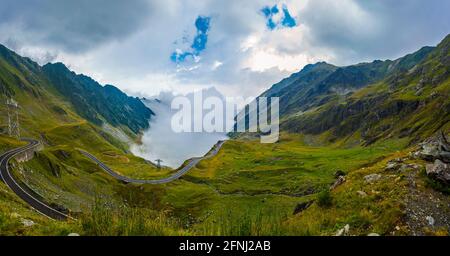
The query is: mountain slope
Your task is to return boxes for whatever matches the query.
[42,63,154,134]
[0,44,168,233]
[257,35,449,145]
[262,46,435,117]
[0,43,165,180]
[0,43,153,136]
[1,35,448,236]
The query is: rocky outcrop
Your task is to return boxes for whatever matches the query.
[335,224,350,236]
[364,174,382,184]
[330,171,346,190]
[330,176,346,190]
[385,158,421,173]
[357,190,368,197]
[385,159,402,172]
[416,132,450,185]
[426,159,450,185]
[416,131,450,163]
[21,219,35,227]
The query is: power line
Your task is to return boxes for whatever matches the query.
[6,98,20,139]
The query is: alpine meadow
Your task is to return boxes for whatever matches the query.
[0,0,449,238]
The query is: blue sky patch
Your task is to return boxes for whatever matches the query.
[281,6,296,28]
[170,51,193,63]
[171,16,211,63]
[261,4,297,30]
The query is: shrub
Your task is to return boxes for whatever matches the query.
[317,189,333,207]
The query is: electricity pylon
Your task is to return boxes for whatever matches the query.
[6,98,20,139]
[155,159,163,169]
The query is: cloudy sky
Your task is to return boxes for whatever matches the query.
[1,0,449,98]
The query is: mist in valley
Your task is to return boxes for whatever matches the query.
[130,88,229,168]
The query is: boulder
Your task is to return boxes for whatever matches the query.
[367,233,380,236]
[335,224,350,236]
[364,174,382,183]
[385,161,401,172]
[21,219,35,227]
[417,132,450,163]
[426,216,435,226]
[400,163,421,172]
[330,176,346,190]
[438,131,450,152]
[417,142,441,161]
[426,159,450,185]
[439,151,450,163]
[68,233,80,236]
[344,224,350,234]
[357,190,368,197]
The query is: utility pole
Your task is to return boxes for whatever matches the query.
[155,159,163,169]
[6,98,20,139]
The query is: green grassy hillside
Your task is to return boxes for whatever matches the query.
[247,35,450,146]
[0,35,449,236]
[42,63,154,134]
[0,43,170,235]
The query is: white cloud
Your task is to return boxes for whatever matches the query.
[211,60,223,70]
[240,24,334,72]
[0,0,448,99]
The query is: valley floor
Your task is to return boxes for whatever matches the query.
[0,133,449,236]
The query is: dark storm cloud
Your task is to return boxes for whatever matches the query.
[1,0,448,98]
[0,0,152,53]
[301,0,450,64]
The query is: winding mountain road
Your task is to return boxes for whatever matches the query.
[0,139,73,220]
[79,140,225,184]
[0,139,225,220]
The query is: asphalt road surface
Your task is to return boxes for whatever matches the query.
[79,140,225,184]
[0,139,73,220]
[1,139,225,220]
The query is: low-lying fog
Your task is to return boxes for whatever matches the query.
[130,88,229,168]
